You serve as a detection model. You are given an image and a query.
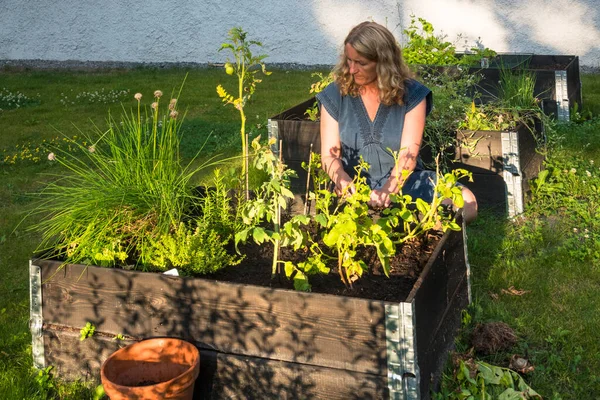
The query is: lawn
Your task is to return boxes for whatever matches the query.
[1,66,599,399]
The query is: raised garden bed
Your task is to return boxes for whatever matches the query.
[468,54,581,121]
[29,219,470,399]
[452,120,545,216]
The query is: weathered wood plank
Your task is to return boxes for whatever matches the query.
[37,260,388,374]
[43,325,387,399]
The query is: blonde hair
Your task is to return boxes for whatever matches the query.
[334,21,413,106]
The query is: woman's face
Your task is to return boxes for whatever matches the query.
[345,43,377,88]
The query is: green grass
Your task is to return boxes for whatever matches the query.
[0,66,324,398]
[582,73,600,116]
[1,67,600,399]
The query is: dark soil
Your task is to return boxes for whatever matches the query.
[206,229,442,304]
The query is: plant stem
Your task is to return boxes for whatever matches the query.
[304,145,313,215]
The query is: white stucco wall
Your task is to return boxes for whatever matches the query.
[0,0,598,67]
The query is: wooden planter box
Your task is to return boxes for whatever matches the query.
[451,121,544,217]
[30,223,470,399]
[469,54,581,121]
[268,97,320,193]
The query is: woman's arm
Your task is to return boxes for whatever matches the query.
[320,105,355,195]
[369,98,426,208]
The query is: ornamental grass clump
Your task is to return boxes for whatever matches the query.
[30,88,219,270]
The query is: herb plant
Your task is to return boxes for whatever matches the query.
[29,88,218,269]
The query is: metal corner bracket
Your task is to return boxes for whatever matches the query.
[385,302,420,400]
[501,130,524,217]
[29,261,45,369]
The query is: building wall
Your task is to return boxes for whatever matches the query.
[1,0,598,67]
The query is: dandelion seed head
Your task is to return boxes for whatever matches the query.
[47,152,55,161]
[134,93,142,101]
[170,110,179,119]
[151,102,158,110]
[154,90,163,98]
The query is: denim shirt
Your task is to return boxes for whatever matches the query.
[316,79,432,190]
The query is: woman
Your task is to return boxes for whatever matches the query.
[316,21,477,223]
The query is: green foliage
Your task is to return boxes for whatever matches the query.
[402,16,459,65]
[28,86,218,269]
[402,16,495,66]
[149,222,242,274]
[498,67,538,110]
[217,26,271,177]
[235,137,297,276]
[434,359,541,399]
[79,322,96,341]
[305,72,334,121]
[458,101,517,131]
[419,68,481,170]
[283,155,470,290]
[34,366,55,396]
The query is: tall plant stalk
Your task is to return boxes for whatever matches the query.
[217,26,271,181]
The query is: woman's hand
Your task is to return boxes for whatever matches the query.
[368,188,392,208]
[335,175,355,197]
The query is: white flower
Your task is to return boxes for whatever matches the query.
[88,146,95,153]
[154,90,163,98]
[590,160,594,165]
[134,93,142,101]
[570,168,577,174]
[573,228,579,233]
[586,170,592,177]
[47,152,55,161]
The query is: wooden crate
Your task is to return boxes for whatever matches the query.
[30,224,470,399]
[452,121,544,216]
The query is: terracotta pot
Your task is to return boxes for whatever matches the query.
[100,338,200,400]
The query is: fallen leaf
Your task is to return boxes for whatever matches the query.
[501,286,530,296]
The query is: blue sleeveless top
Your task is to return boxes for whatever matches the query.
[316,79,436,201]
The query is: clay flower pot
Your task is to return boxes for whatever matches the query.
[100,338,200,400]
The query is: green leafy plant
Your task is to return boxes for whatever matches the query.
[419,68,482,170]
[281,154,470,290]
[217,27,271,178]
[34,366,56,396]
[458,101,519,131]
[148,168,246,274]
[402,16,496,67]
[402,16,459,66]
[28,86,219,269]
[305,72,334,121]
[79,322,96,341]
[235,137,298,277]
[433,359,541,399]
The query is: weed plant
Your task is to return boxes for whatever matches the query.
[0,88,40,111]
